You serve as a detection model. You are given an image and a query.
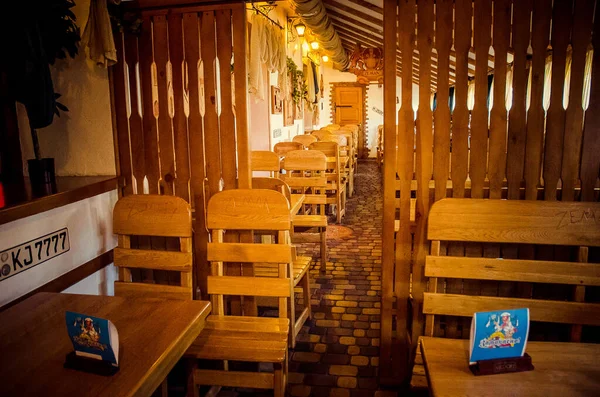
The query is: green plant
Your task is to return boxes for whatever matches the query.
[287,57,308,105]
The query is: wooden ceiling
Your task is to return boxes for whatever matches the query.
[320,0,503,91]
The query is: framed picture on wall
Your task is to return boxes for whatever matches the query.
[271,86,282,114]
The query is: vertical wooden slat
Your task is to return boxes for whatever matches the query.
[570,246,588,341]
[112,32,133,197]
[544,0,573,201]
[396,0,415,359]
[381,0,399,381]
[447,0,472,339]
[201,11,222,197]
[451,0,472,200]
[139,16,160,194]
[125,34,146,194]
[506,0,533,200]
[580,3,600,202]
[488,0,510,200]
[561,0,595,202]
[153,15,175,196]
[470,0,492,199]
[184,12,209,298]
[232,5,251,189]
[412,0,434,350]
[168,13,191,203]
[525,0,553,200]
[231,5,255,316]
[433,0,453,202]
[217,10,236,190]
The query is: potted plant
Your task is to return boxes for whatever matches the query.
[4,0,80,197]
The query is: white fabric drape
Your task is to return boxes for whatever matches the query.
[249,14,265,101]
[306,61,315,103]
[82,0,117,67]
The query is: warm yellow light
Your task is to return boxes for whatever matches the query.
[311,41,319,50]
[322,55,329,62]
[294,43,298,50]
[295,23,306,37]
[302,41,310,52]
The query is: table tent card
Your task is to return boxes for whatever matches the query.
[66,311,119,367]
[469,308,529,364]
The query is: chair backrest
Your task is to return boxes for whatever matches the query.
[310,142,342,188]
[113,194,193,300]
[327,124,341,129]
[206,189,292,316]
[282,150,328,207]
[332,130,352,158]
[251,151,280,177]
[274,141,303,156]
[292,134,317,148]
[252,177,291,201]
[311,130,333,141]
[423,198,600,341]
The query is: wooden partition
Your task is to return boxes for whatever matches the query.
[109,1,250,298]
[382,0,600,385]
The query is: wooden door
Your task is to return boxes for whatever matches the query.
[333,84,367,158]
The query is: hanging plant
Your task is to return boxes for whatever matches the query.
[287,57,308,105]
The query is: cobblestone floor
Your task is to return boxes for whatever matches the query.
[287,160,395,397]
[212,160,396,397]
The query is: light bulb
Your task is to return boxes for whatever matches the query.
[311,41,319,50]
[322,55,329,62]
[295,23,306,37]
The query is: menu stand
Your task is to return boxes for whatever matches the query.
[64,352,119,376]
[469,354,534,376]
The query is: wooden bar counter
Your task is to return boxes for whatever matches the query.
[0,292,211,397]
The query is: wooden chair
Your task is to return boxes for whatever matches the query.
[185,189,292,397]
[113,194,193,300]
[332,130,355,196]
[311,129,333,141]
[282,150,328,270]
[251,150,280,177]
[252,178,312,346]
[274,141,303,156]
[309,141,347,224]
[292,134,317,148]
[421,198,600,343]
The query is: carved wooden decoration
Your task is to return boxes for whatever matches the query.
[348,44,383,84]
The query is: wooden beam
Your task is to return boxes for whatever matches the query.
[323,0,382,26]
[345,0,383,15]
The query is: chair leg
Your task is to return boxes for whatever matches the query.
[336,192,342,224]
[274,362,285,397]
[185,359,199,397]
[320,227,327,270]
[289,286,297,349]
[302,272,312,320]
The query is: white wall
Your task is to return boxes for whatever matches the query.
[17,0,115,177]
[0,190,118,307]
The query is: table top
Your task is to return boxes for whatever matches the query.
[0,292,211,397]
[420,336,600,397]
[290,194,305,215]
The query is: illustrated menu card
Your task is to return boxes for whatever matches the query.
[469,308,529,364]
[66,311,119,367]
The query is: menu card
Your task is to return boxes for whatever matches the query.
[469,308,529,364]
[66,311,119,367]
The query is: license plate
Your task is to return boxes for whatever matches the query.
[0,228,70,282]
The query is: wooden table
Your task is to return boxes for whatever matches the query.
[0,292,211,397]
[290,194,305,215]
[420,336,600,397]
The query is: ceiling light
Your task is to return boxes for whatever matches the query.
[311,41,319,50]
[322,55,329,62]
[295,23,306,37]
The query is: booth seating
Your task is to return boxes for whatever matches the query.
[186,189,292,397]
[292,134,317,148]
[251,150,280,178]
[252,178,312,347]
[113,194,194,300]
[274,141,303,156]
[282,150,328,270]
[310,141,347,224]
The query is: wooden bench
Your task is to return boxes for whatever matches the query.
[113,194,194,300]
[415,198,600,388]
[310,141,347,224]
[185,189,292,397]
[282,150,328,270]
[251,150,280,178]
